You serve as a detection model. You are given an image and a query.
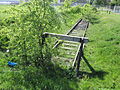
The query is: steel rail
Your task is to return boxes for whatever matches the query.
[42,19,94,77]
[53,19,82,48]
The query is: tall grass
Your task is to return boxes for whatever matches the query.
[1,3,119,90]
[79,13,120,89]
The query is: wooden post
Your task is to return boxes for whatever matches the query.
[76,39,84,77]
[42,33,48,45]
[82,55,95,73]
[42,32,93,77]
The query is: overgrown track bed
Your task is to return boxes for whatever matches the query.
[50,19,94,76]
[42,19,95,76]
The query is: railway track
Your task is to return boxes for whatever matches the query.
[43,19,95,76]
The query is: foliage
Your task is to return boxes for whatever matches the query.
[110,0,120,6]
[61,4,99,24]
[59,3,99,24]
[0,5,13,20]
[64,5,81,14]
[80,4,99,24]
[0,35,9,52]
[0,3,81,89]
[0,3,99,68]
[0,0,62,67]
[1,1,116,90]
[1,10,120,90]
[94,0,109,5]
[63,0,73,8]
[62,0,77,9]
[94,0,120,6]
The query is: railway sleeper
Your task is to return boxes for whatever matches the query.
[62,43,78,47]
[60,47,77,51]
[59,54,75,59]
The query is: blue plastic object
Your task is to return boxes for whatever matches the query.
[8,61,17,67]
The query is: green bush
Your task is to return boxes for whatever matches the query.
[81,4,99,24]
[110,0,120,6]
[0,35,9,52]
[59,4,99,24]
[0,2,81,89]
[0,0,62,67]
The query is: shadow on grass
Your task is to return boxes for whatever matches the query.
[77,55,108,80]
[0,55,108,89]
[79,70,108,80]
[90,17,101,25]
[2,63,79,90]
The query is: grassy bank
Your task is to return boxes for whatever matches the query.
[78,13,120,89]
[1,4,120,89]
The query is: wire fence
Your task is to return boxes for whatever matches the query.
[93,5,120,13]
[0,1,120,13]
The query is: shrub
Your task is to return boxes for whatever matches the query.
[80,4,99,24]
[0,0,62,67]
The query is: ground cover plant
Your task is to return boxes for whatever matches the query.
[1,1,119,90]
[0,5,12,20]
[0,1,82,89]
[78,13,120,89]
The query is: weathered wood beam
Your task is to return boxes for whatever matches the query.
[43,32,89,43]
[53,19,82,48]
[72,44,81,68]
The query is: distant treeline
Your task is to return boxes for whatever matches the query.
[92,0,120,6]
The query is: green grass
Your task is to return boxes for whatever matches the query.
[0,5,11,12]
[0,5,120,89]
[0,5,13,20]
[78,13,120,89]
[51,13,120,89]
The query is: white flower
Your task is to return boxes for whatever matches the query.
[6,50,9,52]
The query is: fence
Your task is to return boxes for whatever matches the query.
[113,6,120,13]
[93,5,120,13]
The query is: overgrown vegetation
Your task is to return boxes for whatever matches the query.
[0,1,101,89]
[94,0,109,5]
[92,0,120,6]
[110,0,120,6]
[80,4,99,24]
[0,0,64,67]
[79,13,120,89]
[0,1,81,89]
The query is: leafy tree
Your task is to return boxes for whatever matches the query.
[0,0,62,67]
[110,0,120,5]
[94,0,109,5]
[63,0,77,8]
[80,4,99,24]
